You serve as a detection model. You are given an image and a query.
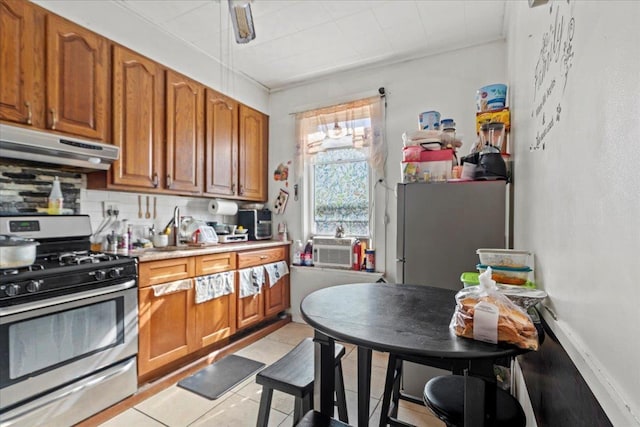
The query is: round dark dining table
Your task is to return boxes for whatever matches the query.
[300,282,528,427]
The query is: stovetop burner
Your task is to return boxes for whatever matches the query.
[0,252,130,275]
[0,214,138,308]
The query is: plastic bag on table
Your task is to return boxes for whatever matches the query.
[450,267,539,350]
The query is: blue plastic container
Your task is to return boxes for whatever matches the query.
[476,84,507,112]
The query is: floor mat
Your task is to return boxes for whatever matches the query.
[177,354,265,400]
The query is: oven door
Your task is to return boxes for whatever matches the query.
[0,280,138,411]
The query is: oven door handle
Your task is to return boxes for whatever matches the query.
[0,280,137,317]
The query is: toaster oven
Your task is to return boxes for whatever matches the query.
[237,209,272,240]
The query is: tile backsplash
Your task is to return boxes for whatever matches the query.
[0,162,83,214]
[0,161,240,240]
[81,189,236,239]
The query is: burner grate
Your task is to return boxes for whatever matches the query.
[1,264,45,276]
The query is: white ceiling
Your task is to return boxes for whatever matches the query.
[115,0,507,91]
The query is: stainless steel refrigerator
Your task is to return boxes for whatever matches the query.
[396,180,508,396]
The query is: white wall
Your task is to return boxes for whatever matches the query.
[506,1,640,425]
[268,40,507,282]
[33,0,269,113]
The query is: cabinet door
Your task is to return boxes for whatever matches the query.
[236,279,264,330]
[46,14,108,140]
[195,292,236,348]
[112,46,164,189]
[204,89,238,196]
[138,284,196,376]
[264,273,289,317]
[238,104,267,201]
[0,0,44,127]
[166,70,204,193]
[194,253,237,346]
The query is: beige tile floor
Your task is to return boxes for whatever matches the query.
[101,322,445,427]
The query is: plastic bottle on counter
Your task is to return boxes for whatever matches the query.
[127,224,133,250]
[303,239,314,266]
[48,176,63,214]
[292,240,304,266]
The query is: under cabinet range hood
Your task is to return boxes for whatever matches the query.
[0,124,119,170]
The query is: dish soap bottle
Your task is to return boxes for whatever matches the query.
[48,176,63,214]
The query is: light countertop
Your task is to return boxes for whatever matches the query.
[120,240,291,262]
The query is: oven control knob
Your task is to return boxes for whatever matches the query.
[5,284,20,297]
[109,268,121,279]
[95,270,107,281]
[26,280,40,293]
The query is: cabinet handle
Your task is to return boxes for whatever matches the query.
[231,183,236,193]
[152,173,159,188]
[259,255,268,259]
[167,174,173,188]
[239,185,244,195]
[25,102,32,125]
[50,108,58,129]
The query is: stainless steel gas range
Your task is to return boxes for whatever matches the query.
[0,215,138,427]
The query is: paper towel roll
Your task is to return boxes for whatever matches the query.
[208,199,238,216]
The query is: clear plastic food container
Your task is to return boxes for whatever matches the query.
[460,272,479,288]
[477,264,532,286]
[476,249,531,268]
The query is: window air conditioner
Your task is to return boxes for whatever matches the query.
[312,237,355,269]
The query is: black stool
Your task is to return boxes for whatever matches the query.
[423,375,526,427]
[296,410,351,427]
[256,337,348,426]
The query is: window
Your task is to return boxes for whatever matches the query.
[312,145,370,236]
[295,96,386,238]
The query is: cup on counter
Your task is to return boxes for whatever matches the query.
[153,234,169,248]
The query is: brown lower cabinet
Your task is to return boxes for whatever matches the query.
[137,245,289,380]
[236,247,288,329]
[194,253,237,348]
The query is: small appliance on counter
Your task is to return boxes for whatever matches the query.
[460,144,508,181]
[218,234,248,243]
[237,209,272,240]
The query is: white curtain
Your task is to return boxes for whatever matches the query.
[294,95,387,180]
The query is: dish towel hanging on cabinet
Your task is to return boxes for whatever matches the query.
[263,261,289,287]
[238,266,265,298]
[194,271,235,304]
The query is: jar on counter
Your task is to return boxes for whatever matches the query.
[364,249,375,272]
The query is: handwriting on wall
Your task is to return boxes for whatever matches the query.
[530,1,576,151]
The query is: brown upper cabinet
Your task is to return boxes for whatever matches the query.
[238,105,268,201]
[111,45,165,189]
[46,14,108,141]
[1,2,268,200]
[204,89,238,197]
[0,0,45,127]
[165,70,204,194]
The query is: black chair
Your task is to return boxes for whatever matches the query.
[256,337,348,426]
[423,375,526,427]
[296,410,351,427]
[379,353,458,427]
